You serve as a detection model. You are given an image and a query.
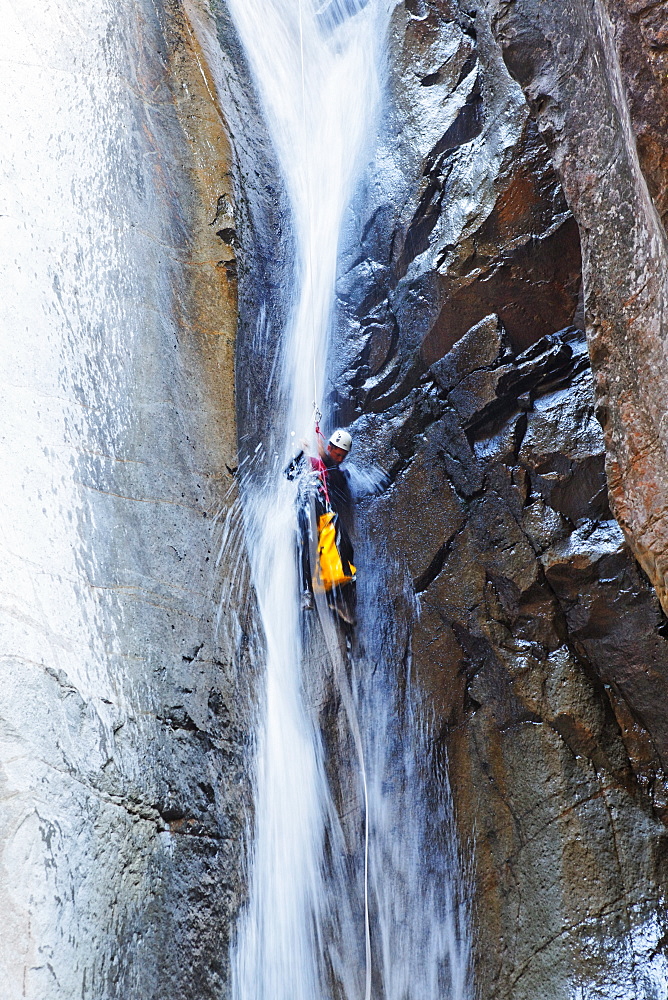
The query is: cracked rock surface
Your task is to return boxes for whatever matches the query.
[487,0,668,618]
[326,1,668,996]
[398,325,668,998]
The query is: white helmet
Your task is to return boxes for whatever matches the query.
[328,428,352,453]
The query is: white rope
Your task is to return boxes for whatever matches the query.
[297,0,320,417]
[317,603,373,1000]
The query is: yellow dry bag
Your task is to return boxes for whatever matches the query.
[315,511,356,592]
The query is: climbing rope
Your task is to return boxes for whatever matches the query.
[297,0,320,415]
[317,605,373,1000]
[310,405,332,509]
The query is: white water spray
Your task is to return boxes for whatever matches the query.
[226,0,386,434]
[226,2,388,999]
[226,2,472,998]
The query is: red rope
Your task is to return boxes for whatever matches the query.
[311,423,331,509]
[310,456,331,509]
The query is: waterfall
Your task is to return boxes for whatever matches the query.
[225,2,472,998]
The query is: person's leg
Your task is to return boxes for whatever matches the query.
[326,581,356,627]
[297,505,314,609]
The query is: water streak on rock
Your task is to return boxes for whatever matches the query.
[222,1,472,997]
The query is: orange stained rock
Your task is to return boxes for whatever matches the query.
[163,0,239,473]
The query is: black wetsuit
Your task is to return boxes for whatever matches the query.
[286,452,354,599]
[317,456,355,589]
[320,456,352,534]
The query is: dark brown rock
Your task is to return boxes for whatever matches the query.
[425,213,581,360]
[489,0,668,618]
[419,116,582,362]
[356,322,668,997]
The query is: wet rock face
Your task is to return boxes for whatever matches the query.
[1,1,247,997]
[394,325,668,996]
[334,1,582,424]
[329,1,668,995]
[486,0,668,619]
[209,0,295,465]
[356,322,668,997]
[210,0,668,992]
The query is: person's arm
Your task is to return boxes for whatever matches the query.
[284,451,304,480]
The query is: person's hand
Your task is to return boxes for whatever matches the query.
[299,437,310,453]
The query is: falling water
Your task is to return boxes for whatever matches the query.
[225,1,472,998]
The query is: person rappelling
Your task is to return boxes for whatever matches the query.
[285,425,357,625]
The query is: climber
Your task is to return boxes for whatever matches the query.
[286,428,356,624]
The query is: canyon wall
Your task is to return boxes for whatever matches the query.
[323,0,668,996]
[3,0,668,997]
[0,2,246,996]
[490,0,668,616]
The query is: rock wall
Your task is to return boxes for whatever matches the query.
[0,2,246,996]
[4,0,668,996]
[489,0,668,615]
[325,1,668,996]
[208,0,668,993]
[172,0,668,992]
